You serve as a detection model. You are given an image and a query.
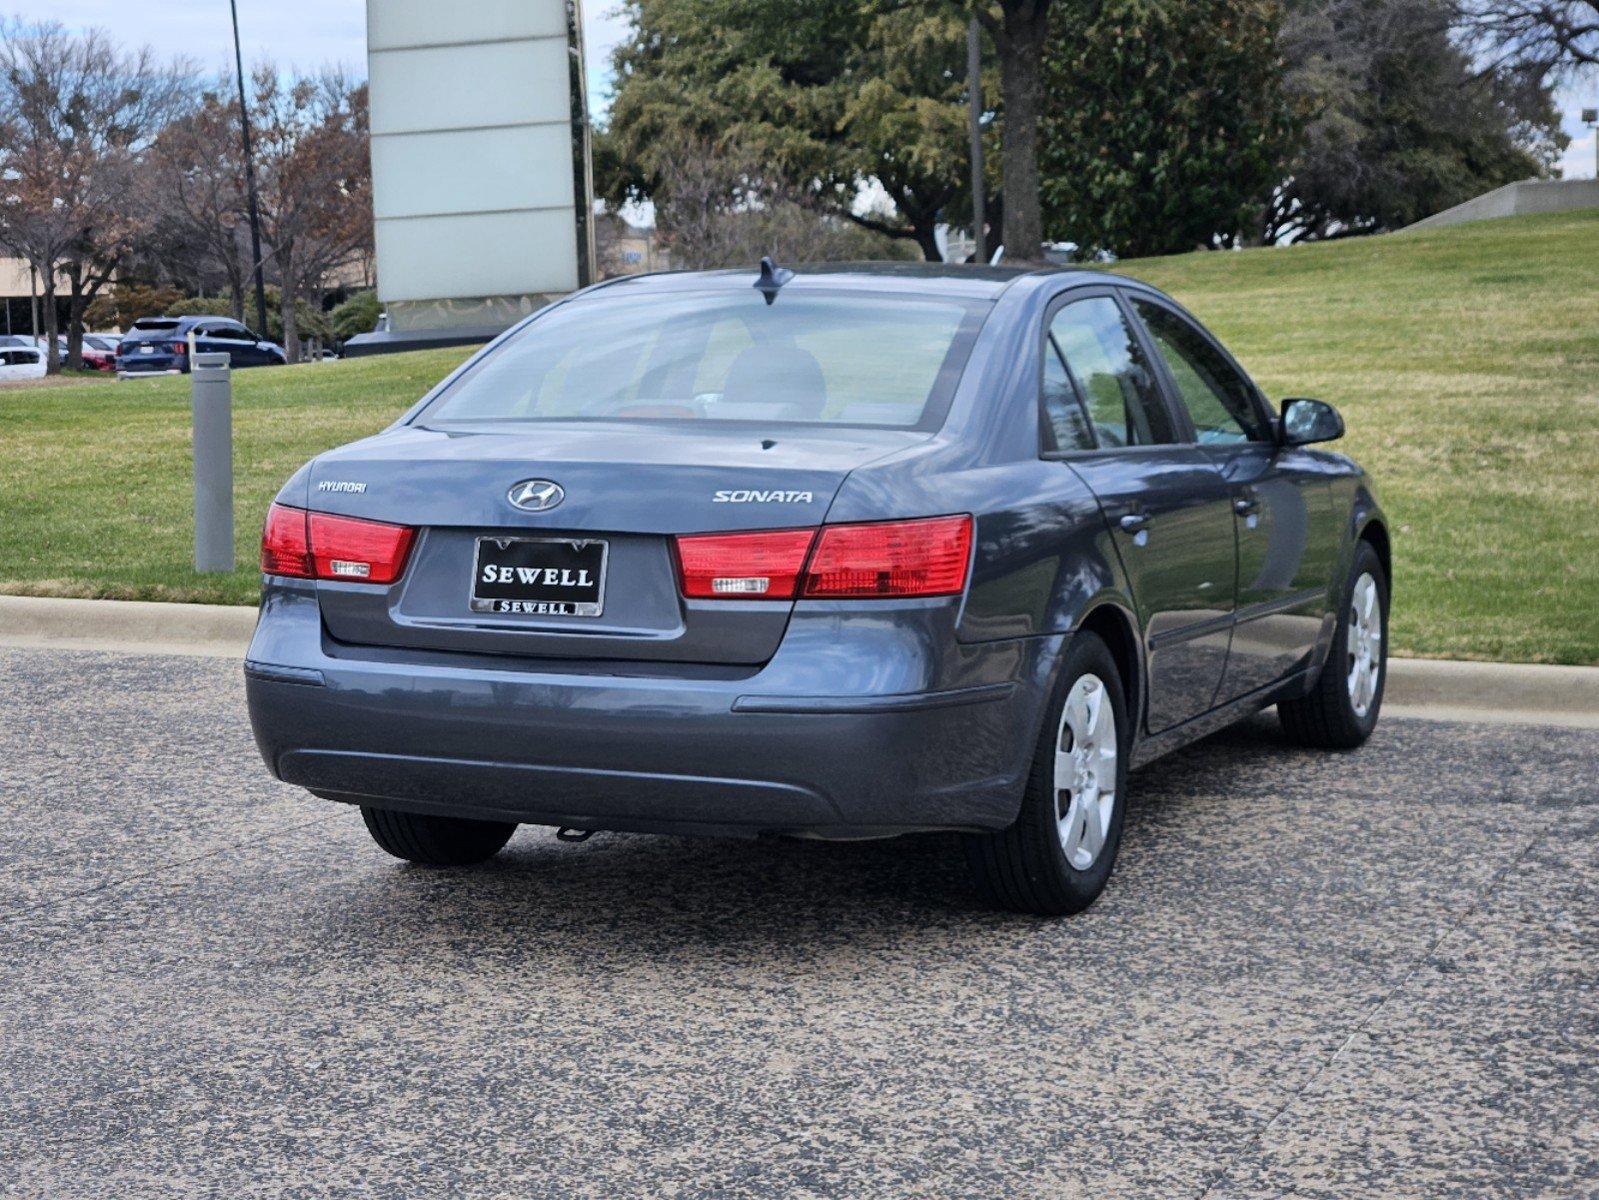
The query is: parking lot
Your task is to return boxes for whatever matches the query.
[1,644,1594,1198]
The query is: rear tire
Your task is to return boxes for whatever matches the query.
[1279,540,1388,749]
[360,806,516,866]
[964,630,1129,916]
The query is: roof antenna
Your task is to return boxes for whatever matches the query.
[754,255,793,305]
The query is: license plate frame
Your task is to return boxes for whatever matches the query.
[470,536,609,617]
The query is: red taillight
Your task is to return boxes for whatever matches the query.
[674,527,816,599]
[673,515,973,601]
[260,503,415,584]
[801,515,972,598]
[261,503,312,577]
[171,340,187,355]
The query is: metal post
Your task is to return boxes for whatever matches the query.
[231,0,272,343]
[967,19,986,263]
[191,352,235,573]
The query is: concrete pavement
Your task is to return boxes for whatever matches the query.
[0,644,1595,1198]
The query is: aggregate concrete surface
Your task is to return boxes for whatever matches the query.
[1,646,1594,1199]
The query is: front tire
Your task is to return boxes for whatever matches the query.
[361,806,516,866]
[1279,540,1388,749]
[965,631,1129,916]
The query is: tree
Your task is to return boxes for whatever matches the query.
[647,137,913,267]
[85,283,185,330]
[145,89,250,321]
[1269,0,1565,240]
[248,67,371,360]
[962,1,1054,262]
[331,290,381,341]
[1037,0,1297,257]
[1457,0,1599,75]
[0,20,190,370]
[602,0,970,261]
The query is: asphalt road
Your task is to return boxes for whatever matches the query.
[1,646,1595,1199]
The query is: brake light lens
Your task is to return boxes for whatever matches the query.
[261,503,312,577]
[801,515,972,598]
[171,340,187,355]
[675,527,816,599]
[260,503,416,584]
[673,515,973,601]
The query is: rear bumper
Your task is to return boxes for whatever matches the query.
[245,581,1054,838]
[117,362,185,377]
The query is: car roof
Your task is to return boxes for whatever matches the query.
[131,315,245,329]
[585,260,1108,301]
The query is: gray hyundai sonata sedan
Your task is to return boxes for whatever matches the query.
[246,260,1389,915]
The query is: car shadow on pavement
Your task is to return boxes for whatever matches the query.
[307,712,1309,960]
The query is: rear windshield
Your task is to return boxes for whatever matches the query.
[131,319,180,331]
[418,289,990,430]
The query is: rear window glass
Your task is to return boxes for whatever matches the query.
[131,319,180,331]
[418,289,989,429]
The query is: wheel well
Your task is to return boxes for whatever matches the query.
[1359,519,1391,584]
[1077,605,1142,729]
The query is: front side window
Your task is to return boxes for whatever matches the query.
[1049,297,1175,447]
[1133,300,1265,444]
[419,290,990,430]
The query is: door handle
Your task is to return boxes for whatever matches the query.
[1119,513,1149,533]
[1233,497,1259,516]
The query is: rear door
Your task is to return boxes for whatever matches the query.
[1043,290,1238,733]
[1129,296,1337,701]
[195,321,247,365]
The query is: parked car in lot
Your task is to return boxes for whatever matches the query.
[0,342,45,381]
[245,261,1389,915]
[117,315,286,375]
[80,333,120,371]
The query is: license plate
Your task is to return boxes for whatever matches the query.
[140,345,155,353]
[471,537,607,616]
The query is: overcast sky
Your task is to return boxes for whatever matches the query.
[12,0,1599,178]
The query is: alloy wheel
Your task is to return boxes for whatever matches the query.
[1347,571,1383,718]
[1055,673,1118,870]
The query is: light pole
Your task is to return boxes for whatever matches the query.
[967,19,986,263]
[1584,108,1598,179]
[230,0,272,342]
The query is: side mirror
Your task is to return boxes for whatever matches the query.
[1280,397,1344,447]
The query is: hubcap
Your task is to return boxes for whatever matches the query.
[1054,674,1118,870]
[1347,572,1383,718]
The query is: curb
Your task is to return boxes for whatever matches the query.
[1,594,1595,725]
[0,595,256,659]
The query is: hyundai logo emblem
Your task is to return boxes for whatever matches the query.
[507,479,565,512]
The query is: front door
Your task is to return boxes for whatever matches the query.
[1129,297,1338,700]
[1045,293,1238,733]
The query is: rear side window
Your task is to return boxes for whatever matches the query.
[1132,300,1265,444]
[1049,297,1175,447]
[419,289,990,430]
[1041,335,1095,452]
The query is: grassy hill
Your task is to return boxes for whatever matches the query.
[1,209,1594,663]
[1112,209,1597,665]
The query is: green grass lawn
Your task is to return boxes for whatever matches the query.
[1,209,1595,662]
[1111,210,1598,665]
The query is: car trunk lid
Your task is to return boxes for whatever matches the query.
[308,422,925,664]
